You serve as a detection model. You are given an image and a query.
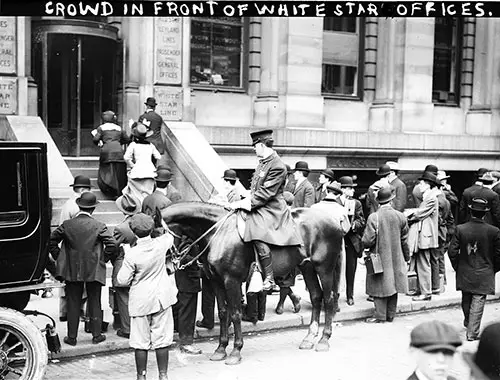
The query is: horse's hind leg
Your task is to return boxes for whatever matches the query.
[315,263,338,352]
[224,277,244,365]
[210,280,229,361]
[299,260,322,350]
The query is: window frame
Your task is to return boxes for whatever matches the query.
[432,17,463,106]
[189,17,249,93]
[321,18,365,101]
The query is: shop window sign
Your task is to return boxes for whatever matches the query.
[190,17,243,88]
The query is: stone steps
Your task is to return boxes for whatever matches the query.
[51,157,124,228]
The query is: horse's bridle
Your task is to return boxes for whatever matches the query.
[165,210,236,271]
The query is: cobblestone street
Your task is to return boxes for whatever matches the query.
[44,302,500,380]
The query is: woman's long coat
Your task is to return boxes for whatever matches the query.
[362,204,410,297]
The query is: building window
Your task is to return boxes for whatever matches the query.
[432,18,463,104]
[190,17,244,88]
[322,18,364,98]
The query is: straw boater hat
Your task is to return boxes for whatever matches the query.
[386,161,400,172]
[437,170,450,182]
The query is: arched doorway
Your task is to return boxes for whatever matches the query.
[32,19,120,156]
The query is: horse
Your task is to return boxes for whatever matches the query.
[162,201,343,365]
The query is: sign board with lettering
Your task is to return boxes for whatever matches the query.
[154,86,183,121]
[0,77,17,114]
[154,17,182,85]
[0,17,16,74]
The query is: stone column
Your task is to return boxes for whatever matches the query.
[253,17,280,128]
[122,17,142,124]
[397,18,435,132]
[278,17,324,128]
[369,18,397,132]
[466,18,493,135]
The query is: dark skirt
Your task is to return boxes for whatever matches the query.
[97,161,127,198]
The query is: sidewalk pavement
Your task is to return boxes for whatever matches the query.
[26,256,500,361]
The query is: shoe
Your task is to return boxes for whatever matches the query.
[290,294,301,313]
[275,304,284,315]
[116,329,130,339]
[59,316,67,322]
[347,298,354,306]
[386,317,394,322]
[159,372,169,380]
[412,295,431,301]
[63,336,77,346]
[263,278,275,292]
[258,313,265,321]
[196,320,214,330]
[136,371,146,380]
[92,334,106,344]
[432,289,441,295]
[367,296,374,302]
[180,344,202,355]
[242,314,258,324]
[406,291,420,297]
[365,318,385,324]
[101,321,109,333]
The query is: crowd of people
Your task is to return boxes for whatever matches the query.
[45,109,500,379]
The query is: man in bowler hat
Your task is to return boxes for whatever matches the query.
[231,129,302,291]
[142,168,174,217]
[315,168,335,203]
[49,192,118,346]
[292,161,315,208]
[448,197,500,341]
[407,320,462,380]
[138,97,166,160]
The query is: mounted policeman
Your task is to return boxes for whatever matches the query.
[230,129,302,291]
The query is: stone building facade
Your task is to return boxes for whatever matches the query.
[1,16,500,198]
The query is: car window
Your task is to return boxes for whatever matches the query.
[0,150,27,226]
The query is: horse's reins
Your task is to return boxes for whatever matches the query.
[166,210,236,271]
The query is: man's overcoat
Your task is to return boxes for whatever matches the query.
[362,204,410,297]
[448,218,500,295]
[293,179,315,208]
[244,152,302,246]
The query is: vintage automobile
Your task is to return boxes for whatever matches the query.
[0,142,61,380]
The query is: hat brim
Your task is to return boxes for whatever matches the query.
[76,200,99,209]
[468,205,491,212]
[462,352,493,380]
[294,169,310,173]
[145,102,157,107]
[223,176,237,181]
[70,184,93,189]
[415,343,458,354]
[115,197,140,216]
[438,176,450,180]
[341,183,358,188]
[377,193,396,204]
[418,177,441,187]
[376,170,390,176]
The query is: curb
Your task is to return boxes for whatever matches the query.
[48,294,500,361]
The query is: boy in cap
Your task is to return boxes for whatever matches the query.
[407,320,462,380]
[117,213,177,380]
[448,198,500,341]
[231,129,302,291]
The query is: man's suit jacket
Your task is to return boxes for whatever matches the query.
[117,234,178,317]
[138,109,165,154]
[284,175,296,194]
[389,176,407,212]
[315,184,327,203]
[408,188,440,250]
[448,218,500,295]
[341,197,366,255]
[112,216,138,287]
[142,189,173,216]
[293,179,315,208]
[459,183,500,227]
[49,213,118,285]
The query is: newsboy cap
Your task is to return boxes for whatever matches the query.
[410,320,462,353]
[250,129,273,146]
[129,213,155,238]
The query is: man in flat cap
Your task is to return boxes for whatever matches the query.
[448,197,500,341]
[292,161,315,208]
[231,129,302,291]
[407,320,462,380]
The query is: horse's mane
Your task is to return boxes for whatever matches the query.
[161,201,230,225]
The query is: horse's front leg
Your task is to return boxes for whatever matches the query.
[299,261,322,350]
[210,280,229,361]
[224,277,244,365]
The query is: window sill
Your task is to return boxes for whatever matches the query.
[322,93,363,101]
[433,102,460,108]
[191,85,247,94]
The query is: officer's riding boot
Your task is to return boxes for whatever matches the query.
[257,291,267,321]
[242,293,258,324]
[255,243,274,291]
